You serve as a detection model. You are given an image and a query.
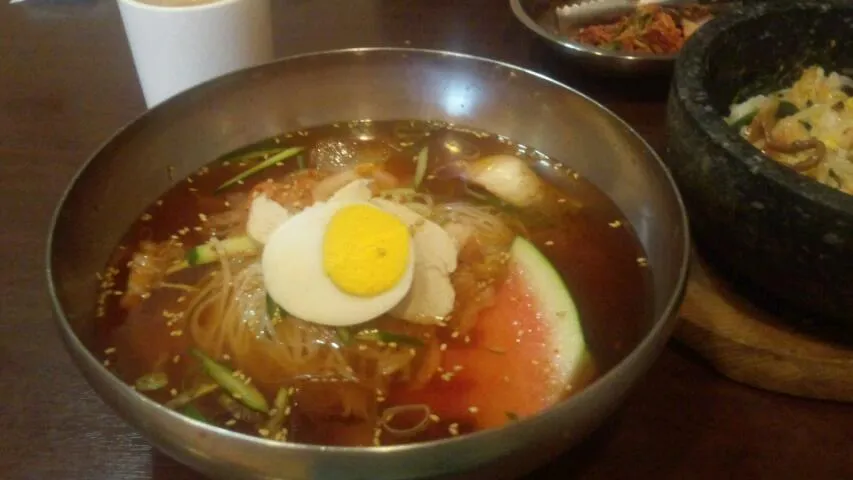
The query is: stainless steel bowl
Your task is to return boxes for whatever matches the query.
[509,0,676,76]
[47,48,689,480]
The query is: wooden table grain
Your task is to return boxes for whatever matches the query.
[1,1,851,479]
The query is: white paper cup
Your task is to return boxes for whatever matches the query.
[117,0,274,108]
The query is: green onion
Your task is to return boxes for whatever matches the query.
[180,404,209,423]
[775,100,799,119]
[355,330,424,347]
[216,146,305,193]
[728,110,758,130]
[191,349,269,413]
[135,372,169,392]
[222,148,287,165]
[413,146,429,189]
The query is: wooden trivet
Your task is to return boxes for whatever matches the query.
[676,253,853,402]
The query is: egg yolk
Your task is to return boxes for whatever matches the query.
[323,204,411,297]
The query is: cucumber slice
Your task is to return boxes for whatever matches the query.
[186,236,259,266]
[509,237,588,382]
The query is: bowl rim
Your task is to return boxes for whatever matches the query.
[672,0,853,216]
[46,46,690,458]
[508,0,677,63]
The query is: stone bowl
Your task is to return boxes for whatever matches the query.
[666,0,853,327]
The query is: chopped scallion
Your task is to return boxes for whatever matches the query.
[216,146,305,193]
[191,349,269,413]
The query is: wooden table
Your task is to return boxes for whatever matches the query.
[1,1,851,478]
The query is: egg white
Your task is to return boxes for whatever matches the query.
[261,201,415,327]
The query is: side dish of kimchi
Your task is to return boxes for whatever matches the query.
[573,6,713,55]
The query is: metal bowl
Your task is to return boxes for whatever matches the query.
[47,48,689,480]
[509,0,676,76]
[666,0,853,326]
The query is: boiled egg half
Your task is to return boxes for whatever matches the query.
[262,200,416,327]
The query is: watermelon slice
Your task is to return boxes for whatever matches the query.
[509,236,590,387]
[389,236,592,431]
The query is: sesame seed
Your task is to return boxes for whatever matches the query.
[408,348,417,356]
[609,220,622,228]
[102,359,111,367]
[544,240,555,246]
[222,354,231,360]
[170,388,178,397]
[284,406,292,416]
[170,330,183,337]
[225,419,237,426]
[140,213,152,221]
[453,365,463,372]
[224,201,231,207]
[468,406,479,414]
[448,423,460,436]
[439,343,447,351]
[198,213,208,222]
[429,414,440,423]
[258,428,270,437]
[557,198,567,204]
[451,330,460,339]
[156,200,164,206]
[464,335,471,344]
[358,344,368,351]
[233,393,242,399]
[104,347,117,355]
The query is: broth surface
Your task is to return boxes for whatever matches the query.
[93,120,652,445]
